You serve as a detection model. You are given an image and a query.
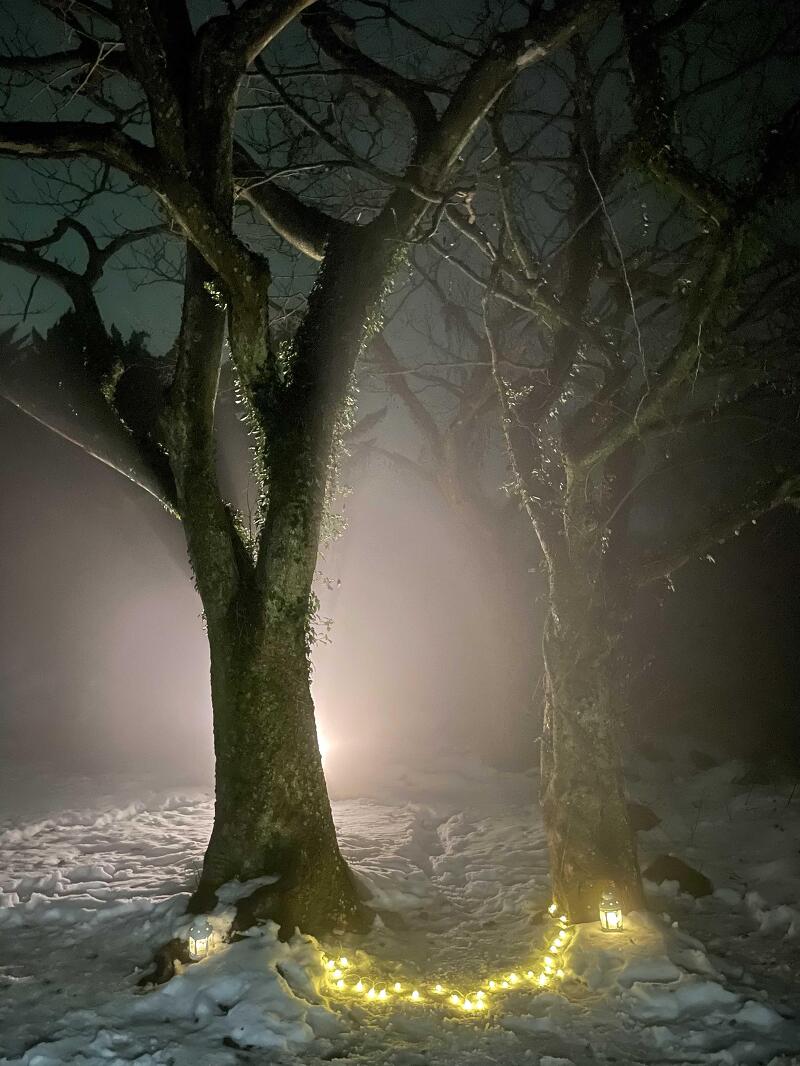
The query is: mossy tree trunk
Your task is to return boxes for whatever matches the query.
[173,230,396,931]
[537,480,643,923]
[197,609,361,933]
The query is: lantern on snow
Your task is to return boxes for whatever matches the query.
[599,887,623,931]
[188,916,215,960]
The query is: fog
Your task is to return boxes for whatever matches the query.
[0,396,536,792]
[3,386,800,793]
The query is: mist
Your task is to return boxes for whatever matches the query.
[0,394,537,792]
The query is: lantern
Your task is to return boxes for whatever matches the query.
[599,887,623,931]
[188,916,215,960]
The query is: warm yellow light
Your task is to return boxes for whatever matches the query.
[600,907,623,931]
[322,903,576,1013]
[599,887,624,932]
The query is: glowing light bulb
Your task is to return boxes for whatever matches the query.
[463,998,474,1011]
[187,916,214,961]
[476,990,485,1000]
[449,993,460,1005]
[509,973,519,984]
[548,902,557,915]
[556,968,564,978]
[338,957,349,967]
[393,982,402,993]
[488,980,496,990]
[599,887,624,932]
[336,978,345,989]
[501,980,509,989]
[410,989,420,1001]
[434,983,444,994]
[378,988,387,1000]
[367,987,376,1000]
[326,959,336,971]
[355,980,364,993]
[559,915,568,924]
[332,969,343,979]
[538,973,549,987]
[526,971,534,979]
[549,944,559,954]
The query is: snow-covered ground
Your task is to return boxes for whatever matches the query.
[0,745,798,1065]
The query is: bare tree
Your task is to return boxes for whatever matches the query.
[407,0,800,919]
[0,0,614,952]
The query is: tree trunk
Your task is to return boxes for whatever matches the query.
[191,607,364,935]
[539,551,643,923]
[184,230,397,937]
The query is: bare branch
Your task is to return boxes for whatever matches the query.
[234,142,348,260]
[370,334,444,458]
[198,0,317,73]
[634,474,800,586]
[0,120,157,184]
[302,4,438,143]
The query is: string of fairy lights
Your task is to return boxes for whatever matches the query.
[319,902,572,1012]
[188,891,624,1009]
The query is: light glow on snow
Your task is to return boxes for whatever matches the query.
[3,748,800,1064]
[319,907,573,1012]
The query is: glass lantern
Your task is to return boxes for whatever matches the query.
[599,887,623,931]
[188,916,215,960]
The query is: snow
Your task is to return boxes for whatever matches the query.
[0,746,798,1065]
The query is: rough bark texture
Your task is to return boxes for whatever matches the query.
[188,228,395,931]
[196,616,363,935]
[540,602,643,922]
[538,482,643,923]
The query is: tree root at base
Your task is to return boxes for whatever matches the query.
[138,878,372,987]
